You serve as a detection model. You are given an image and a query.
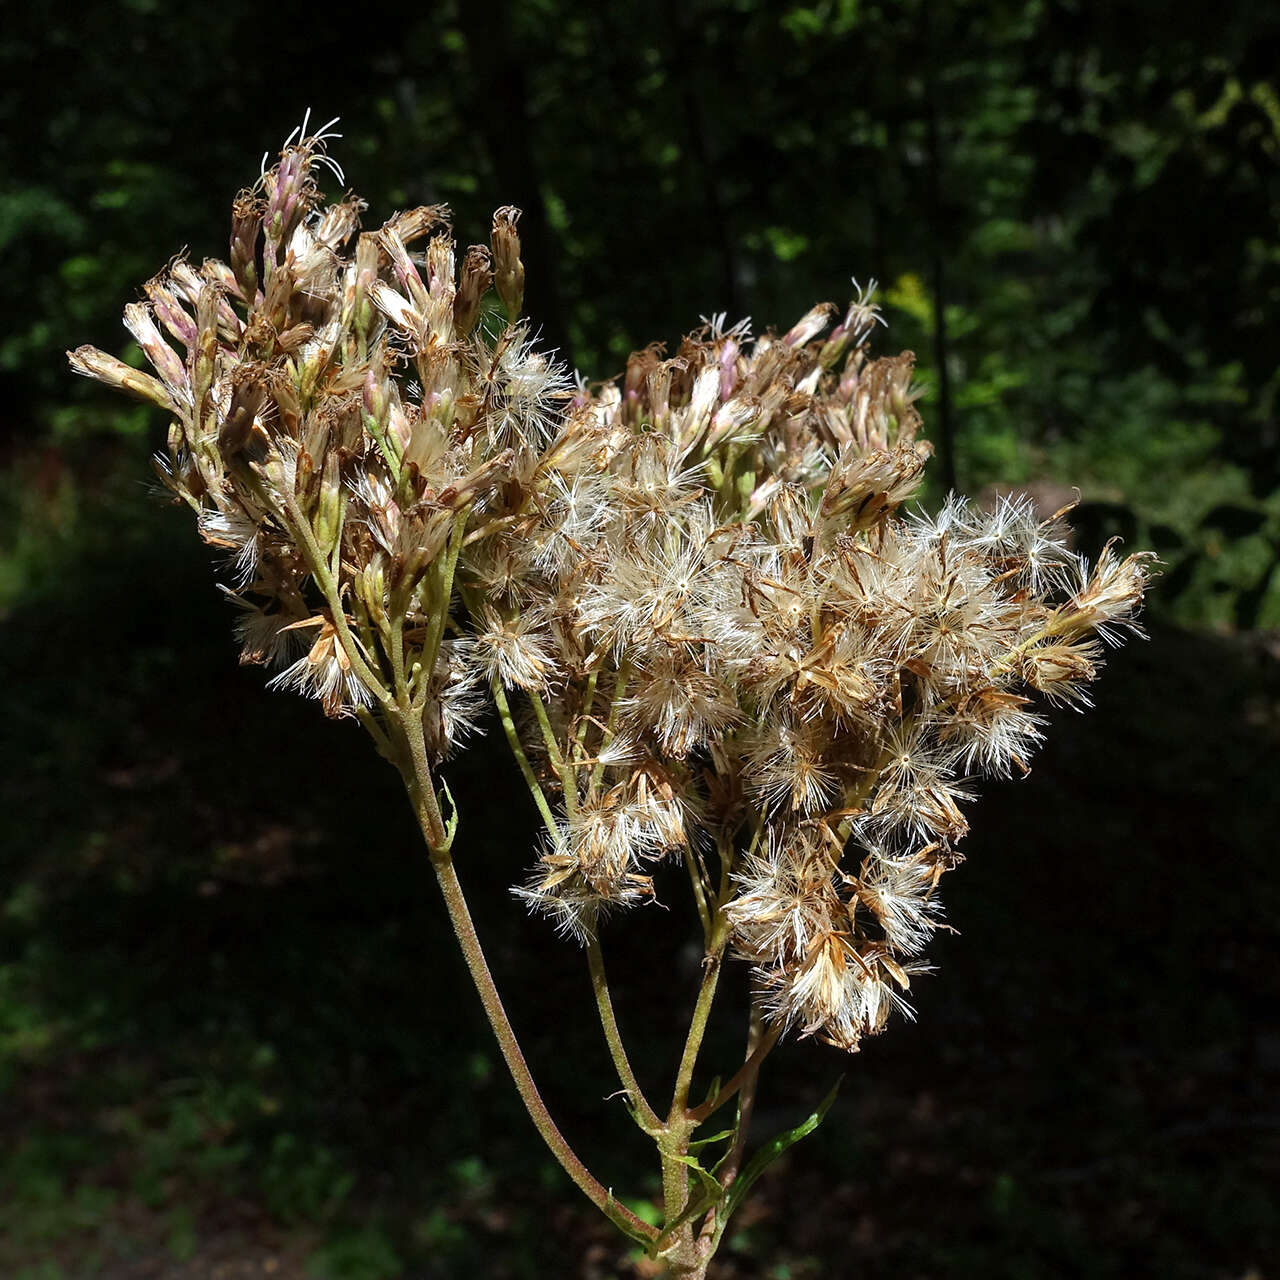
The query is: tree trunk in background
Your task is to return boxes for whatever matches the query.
[456,0,573,364]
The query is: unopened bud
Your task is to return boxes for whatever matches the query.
[356,562,388,626]
[192,286,221,436]
[67,346,175,411]
[313,450,343,555]
[424,234,457,343]
[678,364,720,450]
[454,245,493,338]
[264,149,311,264]
[123,302,186,394]
[379,228,428,313]
[886,354,917,422]
[704,395,761,451]
[784,302,836,347]
[363,367,389,430]
[295,449,316,503]
[385,204,450,247]
[718,337,740,399]
[491,207,525,321]
[269,369,301,437]
[144,278,198,349]
[220,376,267,456]
[388,400,412,456]
[818,322,851,370]
[349,235,379,340]
[230,193,261,300]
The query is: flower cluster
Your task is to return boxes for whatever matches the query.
[469,303,1149,1050]
[70,127,1150,1054]
[70,120,564,759]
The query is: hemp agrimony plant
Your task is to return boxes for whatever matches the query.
[70,121,1151,1277]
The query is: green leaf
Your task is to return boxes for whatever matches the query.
[437,776,458,852]
[687,1128,734,1153]
[674,1152,724,1203]
[721,1078,841,1225]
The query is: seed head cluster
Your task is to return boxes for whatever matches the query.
[71,127,1150,1054]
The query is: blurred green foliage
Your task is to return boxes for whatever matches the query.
[3,0,1279,624]
[4,0,1280,625]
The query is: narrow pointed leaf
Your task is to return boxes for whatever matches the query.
[722,1078,841,1224]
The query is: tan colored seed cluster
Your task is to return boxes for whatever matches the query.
[70,126,1150,1054]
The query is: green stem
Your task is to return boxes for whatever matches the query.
[574,668,600,763]
[685,851,713,942]
[669,936,727,1125]
[528,688,567,772]
[328,491,347,577]
[719,1007,767,1190]
[688,1021,781,1124]
[429,856,654,1246]
[280,488,391,707]
[389,609,410,704]
[417,507,470,707]
[589,660,631,793]
[529,688,576,818]
[400,698,449,852]
[398,713,656,1248]
[586,938,661,1132]
[659,917,730,1243]
[491,677,560,836]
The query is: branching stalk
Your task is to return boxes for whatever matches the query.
[280,488,391,706]
[719,1006,767,1189]
[491,678,560,835]
[396,709,657,1248]
[688,1020,782,1125]
[586,938,662,1132]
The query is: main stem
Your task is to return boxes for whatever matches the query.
[396,711,657,1248]
[365,667,785,1270]
[653,907,731,1276]
[389,637,788,1272]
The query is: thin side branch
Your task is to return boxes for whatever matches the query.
[688,1021,782,1124]
[428,852,657,1246]
[587,937,662,1132]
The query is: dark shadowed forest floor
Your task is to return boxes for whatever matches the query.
[2,494,1277,1279]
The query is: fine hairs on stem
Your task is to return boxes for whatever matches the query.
[70,121,1152,1278]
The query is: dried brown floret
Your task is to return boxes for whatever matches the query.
[71,125,1151,1058]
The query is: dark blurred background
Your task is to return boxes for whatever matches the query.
[1,1,1277,1276]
